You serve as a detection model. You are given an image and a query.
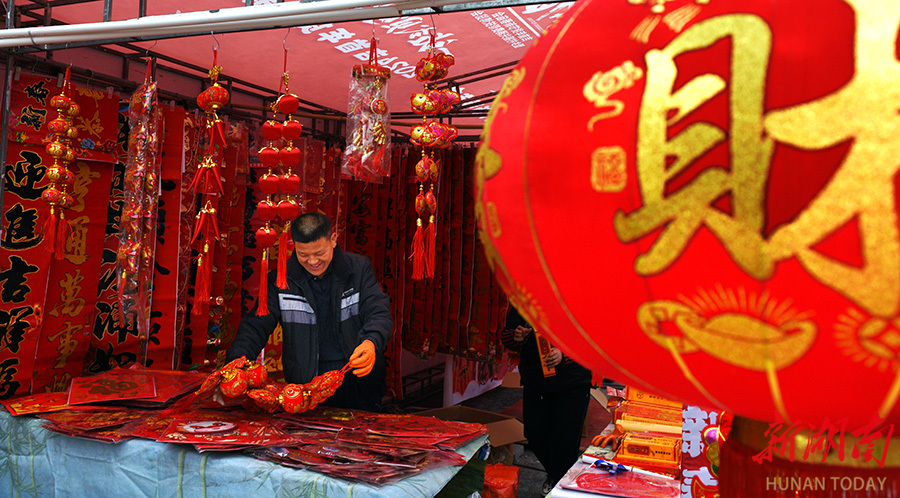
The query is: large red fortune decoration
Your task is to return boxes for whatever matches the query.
[477,0,900,441]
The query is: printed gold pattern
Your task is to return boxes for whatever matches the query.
[637,300,816,371]
[583,61,643,129]
[616,14,774,279]
[619,2,900,320]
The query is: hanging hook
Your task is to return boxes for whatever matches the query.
[211,31,219,52]
[146,39,158,58]
[65,42,72,66]
[283,27,291,51]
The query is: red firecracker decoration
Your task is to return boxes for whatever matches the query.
[116,59,163,356]
[342,37,391,182]
[409,32,458,279]
[191,50,229,317]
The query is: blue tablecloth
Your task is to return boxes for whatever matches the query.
[0,410,487,498]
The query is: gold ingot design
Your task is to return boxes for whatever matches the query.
[638,300,816,371]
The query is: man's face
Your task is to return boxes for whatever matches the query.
[294,233,337,277]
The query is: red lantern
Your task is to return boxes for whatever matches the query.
[477,0,900,434]
[197,83,230,113]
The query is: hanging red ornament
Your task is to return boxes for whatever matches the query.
[41,66,79,261]
[407,32,457,280]
[342,36,391,182]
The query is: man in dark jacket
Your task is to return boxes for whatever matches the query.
[501,305,592,494]
[227,212,392,412]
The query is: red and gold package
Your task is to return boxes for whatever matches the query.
[534,332,556,377]
[614,401,683,428]
[614,433,682,469]
[623,386,682,409]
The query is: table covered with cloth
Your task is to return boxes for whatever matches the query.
[0,410,488,497]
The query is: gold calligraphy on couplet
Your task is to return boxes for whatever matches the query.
[614,1,900,319]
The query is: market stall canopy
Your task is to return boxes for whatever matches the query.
[6,0,573,130]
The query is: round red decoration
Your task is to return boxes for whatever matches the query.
[219,368,249,398]
[42,187,62,204]
[46,142,66,158]
[415,157,432,182]
[255,226,278,247]
[256,200,277,222]
[66,102,80,118]
[197,83,230,112]
[276,199,300,221]
[261,120,283,141]
[47,119,68,135]
[476,0,900,427]
[259,146,280,169]
[279,173,301,194]
[58,192,74,209]
[276,93,300,115]
[282,119,303,141]
[279,146,302,168]
[258,173,281,194]
[280,384,306,413]
[371,99,388,115]
[49,94,70,110]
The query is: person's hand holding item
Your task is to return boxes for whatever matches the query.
[514,325,532,342]
[349,339,376,376]
[545,347,563,368]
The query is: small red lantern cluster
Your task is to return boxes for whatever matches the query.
[42,67,79,260]
[408,35,459,280]
[190,53,229,317]
[253,66,304,316]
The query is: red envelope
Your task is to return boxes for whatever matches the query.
[67,369,157,405]
[2,392,69,416]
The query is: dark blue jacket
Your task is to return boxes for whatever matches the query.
[226,246,392,408]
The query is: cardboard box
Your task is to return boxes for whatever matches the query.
[500,370,521,388]
[417,405,526,448]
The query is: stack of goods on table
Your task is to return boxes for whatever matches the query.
[0,365,487,487]
[556,386,685,497]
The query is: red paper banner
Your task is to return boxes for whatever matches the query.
[31,155,114,392]
[0,143,52,399]
[10,74,118,163]
[146,107,187,369]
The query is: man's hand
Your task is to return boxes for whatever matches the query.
[349,339,376,377]
[545,347,563,368]
[513,325,532,342]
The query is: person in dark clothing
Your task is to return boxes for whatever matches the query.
[226,212,392,412]
[501,305,592,494]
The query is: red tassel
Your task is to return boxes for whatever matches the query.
[276,228,290,289]
[192,242,212,316]
[257,249,270,316]
[44,207,59,256]
[424,216,435,278]
[411,218,425,280]
[54,214,70,260]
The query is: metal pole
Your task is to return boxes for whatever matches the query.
[0,0,16,243]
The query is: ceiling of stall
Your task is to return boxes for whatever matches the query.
[6,0,574,131]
